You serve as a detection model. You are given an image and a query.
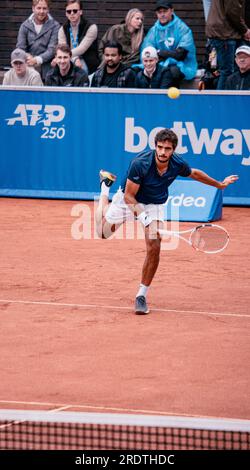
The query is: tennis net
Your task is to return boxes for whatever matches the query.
[0,409,249,450]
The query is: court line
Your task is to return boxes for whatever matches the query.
[0,404,70,430]
[0,400,235,421]
[0,298,249,318]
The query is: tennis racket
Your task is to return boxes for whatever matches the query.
[158,223,229,254]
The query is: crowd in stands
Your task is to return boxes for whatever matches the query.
[205,0,250,90]
[2,0,250,90]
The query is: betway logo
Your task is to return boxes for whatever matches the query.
[125,118,250,166]
[165,193,205,207]
[6,104,65,126]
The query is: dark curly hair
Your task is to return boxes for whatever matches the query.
[155,129,178,149]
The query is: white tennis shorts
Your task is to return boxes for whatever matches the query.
[105,188,165,225]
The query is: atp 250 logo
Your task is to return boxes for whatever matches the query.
[6,104,66,140]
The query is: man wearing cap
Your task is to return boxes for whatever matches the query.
[225,45,250,90]
[2,48,43,86]
[135,46,173,88]
[140,1,197,88]
[206,0,250,89]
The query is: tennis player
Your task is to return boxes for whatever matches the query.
[95,128,238,315]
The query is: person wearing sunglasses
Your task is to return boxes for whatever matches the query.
[57,0,99,74]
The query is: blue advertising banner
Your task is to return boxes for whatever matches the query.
[0,87,249,205]
[165,181,222,222]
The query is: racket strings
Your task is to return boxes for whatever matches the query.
[190,226,229,253]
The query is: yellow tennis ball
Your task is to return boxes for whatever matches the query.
[167,87,180,99]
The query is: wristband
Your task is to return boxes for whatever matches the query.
[137,211,152,227]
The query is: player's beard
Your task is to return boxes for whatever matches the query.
[155,152,171,164]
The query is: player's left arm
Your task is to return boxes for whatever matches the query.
[189,168,239,189]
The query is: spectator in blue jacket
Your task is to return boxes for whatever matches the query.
[16,0,60,81]
[140,1,197,87]
[135,46,175,88]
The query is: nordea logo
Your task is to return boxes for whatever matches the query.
[165,194,206,207]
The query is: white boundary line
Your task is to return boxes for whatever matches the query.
[0,399,193,417]
[0,298,249,319]
[0,404,71,429]
[0,408,249,431]
[0,400,248,423]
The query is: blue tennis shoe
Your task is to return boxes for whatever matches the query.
[135,296,150,315]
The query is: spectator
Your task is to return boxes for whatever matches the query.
[91,41,136,88]
[45,44,89,86]
[98,9,144,67]
[198,42,220,90]
[16,0,59,82]
[225,44,250,89]
[57,0,99,74]
[135,46,173,88]
[141,1,197,88]
[3,48,43,86]
[206,0,250,89]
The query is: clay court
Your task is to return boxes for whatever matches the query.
[0,198,249,421]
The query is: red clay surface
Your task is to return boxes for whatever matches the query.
[0,198,249,419]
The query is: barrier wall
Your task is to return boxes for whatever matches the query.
[0,87,249,205]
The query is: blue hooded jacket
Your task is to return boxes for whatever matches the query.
[141,14,197,80]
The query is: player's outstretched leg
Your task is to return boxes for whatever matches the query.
[95,170,117,239]
[135,222,162,315]
[99,170,117,188]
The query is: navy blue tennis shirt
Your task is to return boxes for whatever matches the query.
[121,150,191,204]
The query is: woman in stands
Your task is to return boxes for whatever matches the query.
[98,8,144,67]
[57,0,99,74]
